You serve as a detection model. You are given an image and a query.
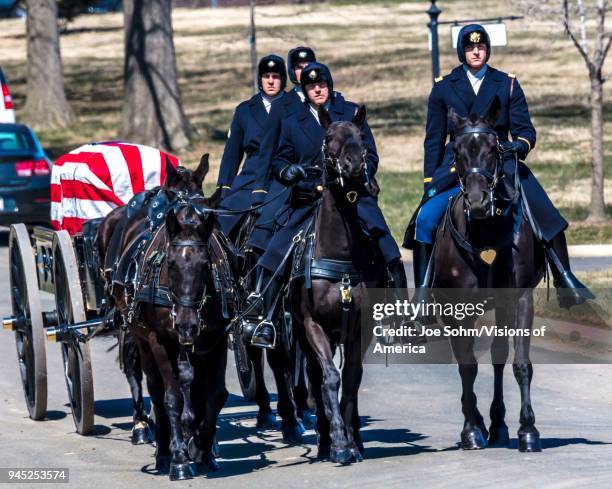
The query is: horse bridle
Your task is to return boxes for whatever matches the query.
[167,238,210,334]
[454,126,504,218]
[321,139,368,204]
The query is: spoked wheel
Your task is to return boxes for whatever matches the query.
[232,333,257,402]
[8,224,47,420]
[53,230,94,435]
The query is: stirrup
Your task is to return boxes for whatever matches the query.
[250,319,277,349]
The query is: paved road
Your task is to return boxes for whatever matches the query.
[1,235,612,488]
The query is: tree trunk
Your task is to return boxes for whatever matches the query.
[23,0,74,129]
[122,0,194,151]
[588,74,606,221]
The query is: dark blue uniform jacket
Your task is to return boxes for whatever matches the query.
[403,65,566,248]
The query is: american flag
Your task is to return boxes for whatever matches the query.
[50,142,180,235]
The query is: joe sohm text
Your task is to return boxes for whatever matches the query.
[369,299,548,355]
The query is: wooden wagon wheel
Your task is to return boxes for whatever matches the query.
[232,333,258,402]
[52,230,94,436]
[8,224,47,420]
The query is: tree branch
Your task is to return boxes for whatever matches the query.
[564,0,595,71]
[602,33,612,65]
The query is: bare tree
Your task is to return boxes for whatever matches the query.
[23,0,74,129]
[562,0,612,221]
[122,0,195,151]
[513,0,611,221]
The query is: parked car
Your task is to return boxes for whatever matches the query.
[0,0,25,19]
[58,0,121,20]
[0,68,15,123]
[0,123,51,226]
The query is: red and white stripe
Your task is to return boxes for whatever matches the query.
[51,142,180,235]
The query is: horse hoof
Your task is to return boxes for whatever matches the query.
[282,422,304,444]
[331,447,352,465]
[196,454,220,474]
[349,447,364,462]
[131,425,152,445]
[155,455,171,474]
[461,428,488,450]
[298,409,317,430]
[256,411,278,429]
[169,462,194,481]
[518,432,542,452]
[488,425,510,446]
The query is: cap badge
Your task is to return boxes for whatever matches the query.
[469,32,481,43]
[299,51,307,58]
[267,60,275,68]
[309,70,317,80]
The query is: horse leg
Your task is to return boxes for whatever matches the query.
[294,346,317,429]
[134,338,171,473]
[488,308,510,446]
[304,345,331,459]
[122,332,153,445]
[303,317,351,464]
[149,334,193,481]
[266,347,303,444]
[177,350,196,444]
[450,335,488,450]
[339,337,364,462]
[191,340,229,474]
[247,345,276,428]
[513,291,541,452]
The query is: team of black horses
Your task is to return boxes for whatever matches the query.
[94,102,549,480]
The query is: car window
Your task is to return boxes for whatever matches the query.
[0,128,36,153]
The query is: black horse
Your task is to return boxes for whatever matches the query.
[291,106,383,464]
[105,159,232,480]
[432,98,545,452]
[96,156,210,446]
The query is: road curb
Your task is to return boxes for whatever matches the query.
[399,243,612,262]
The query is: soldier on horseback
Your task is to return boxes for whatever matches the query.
[252,62,408,348]
[404,24,594,308]
[247,46,319,254]
[216,53,287,238]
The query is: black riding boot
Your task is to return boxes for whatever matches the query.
[248,268,280,349]
[413,242,433,288]
[387,257,408,290]
[411,242,435,328]
[546,232,595,309]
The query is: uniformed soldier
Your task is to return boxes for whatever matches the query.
[403,24,593,308]
[247,46,318,253]
[216,54,287,238]
[252,62,408,346]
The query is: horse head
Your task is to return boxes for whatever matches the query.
[449,97,502,219]
[163,152,210,199]
[165,201,215,346]
[319,105,368,201]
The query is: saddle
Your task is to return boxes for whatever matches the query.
[289,207,385,289]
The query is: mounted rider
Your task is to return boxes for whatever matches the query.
[216,54,287,238]
[249,62,408,348]
[247,46,319,254]
[403,24,594,308]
